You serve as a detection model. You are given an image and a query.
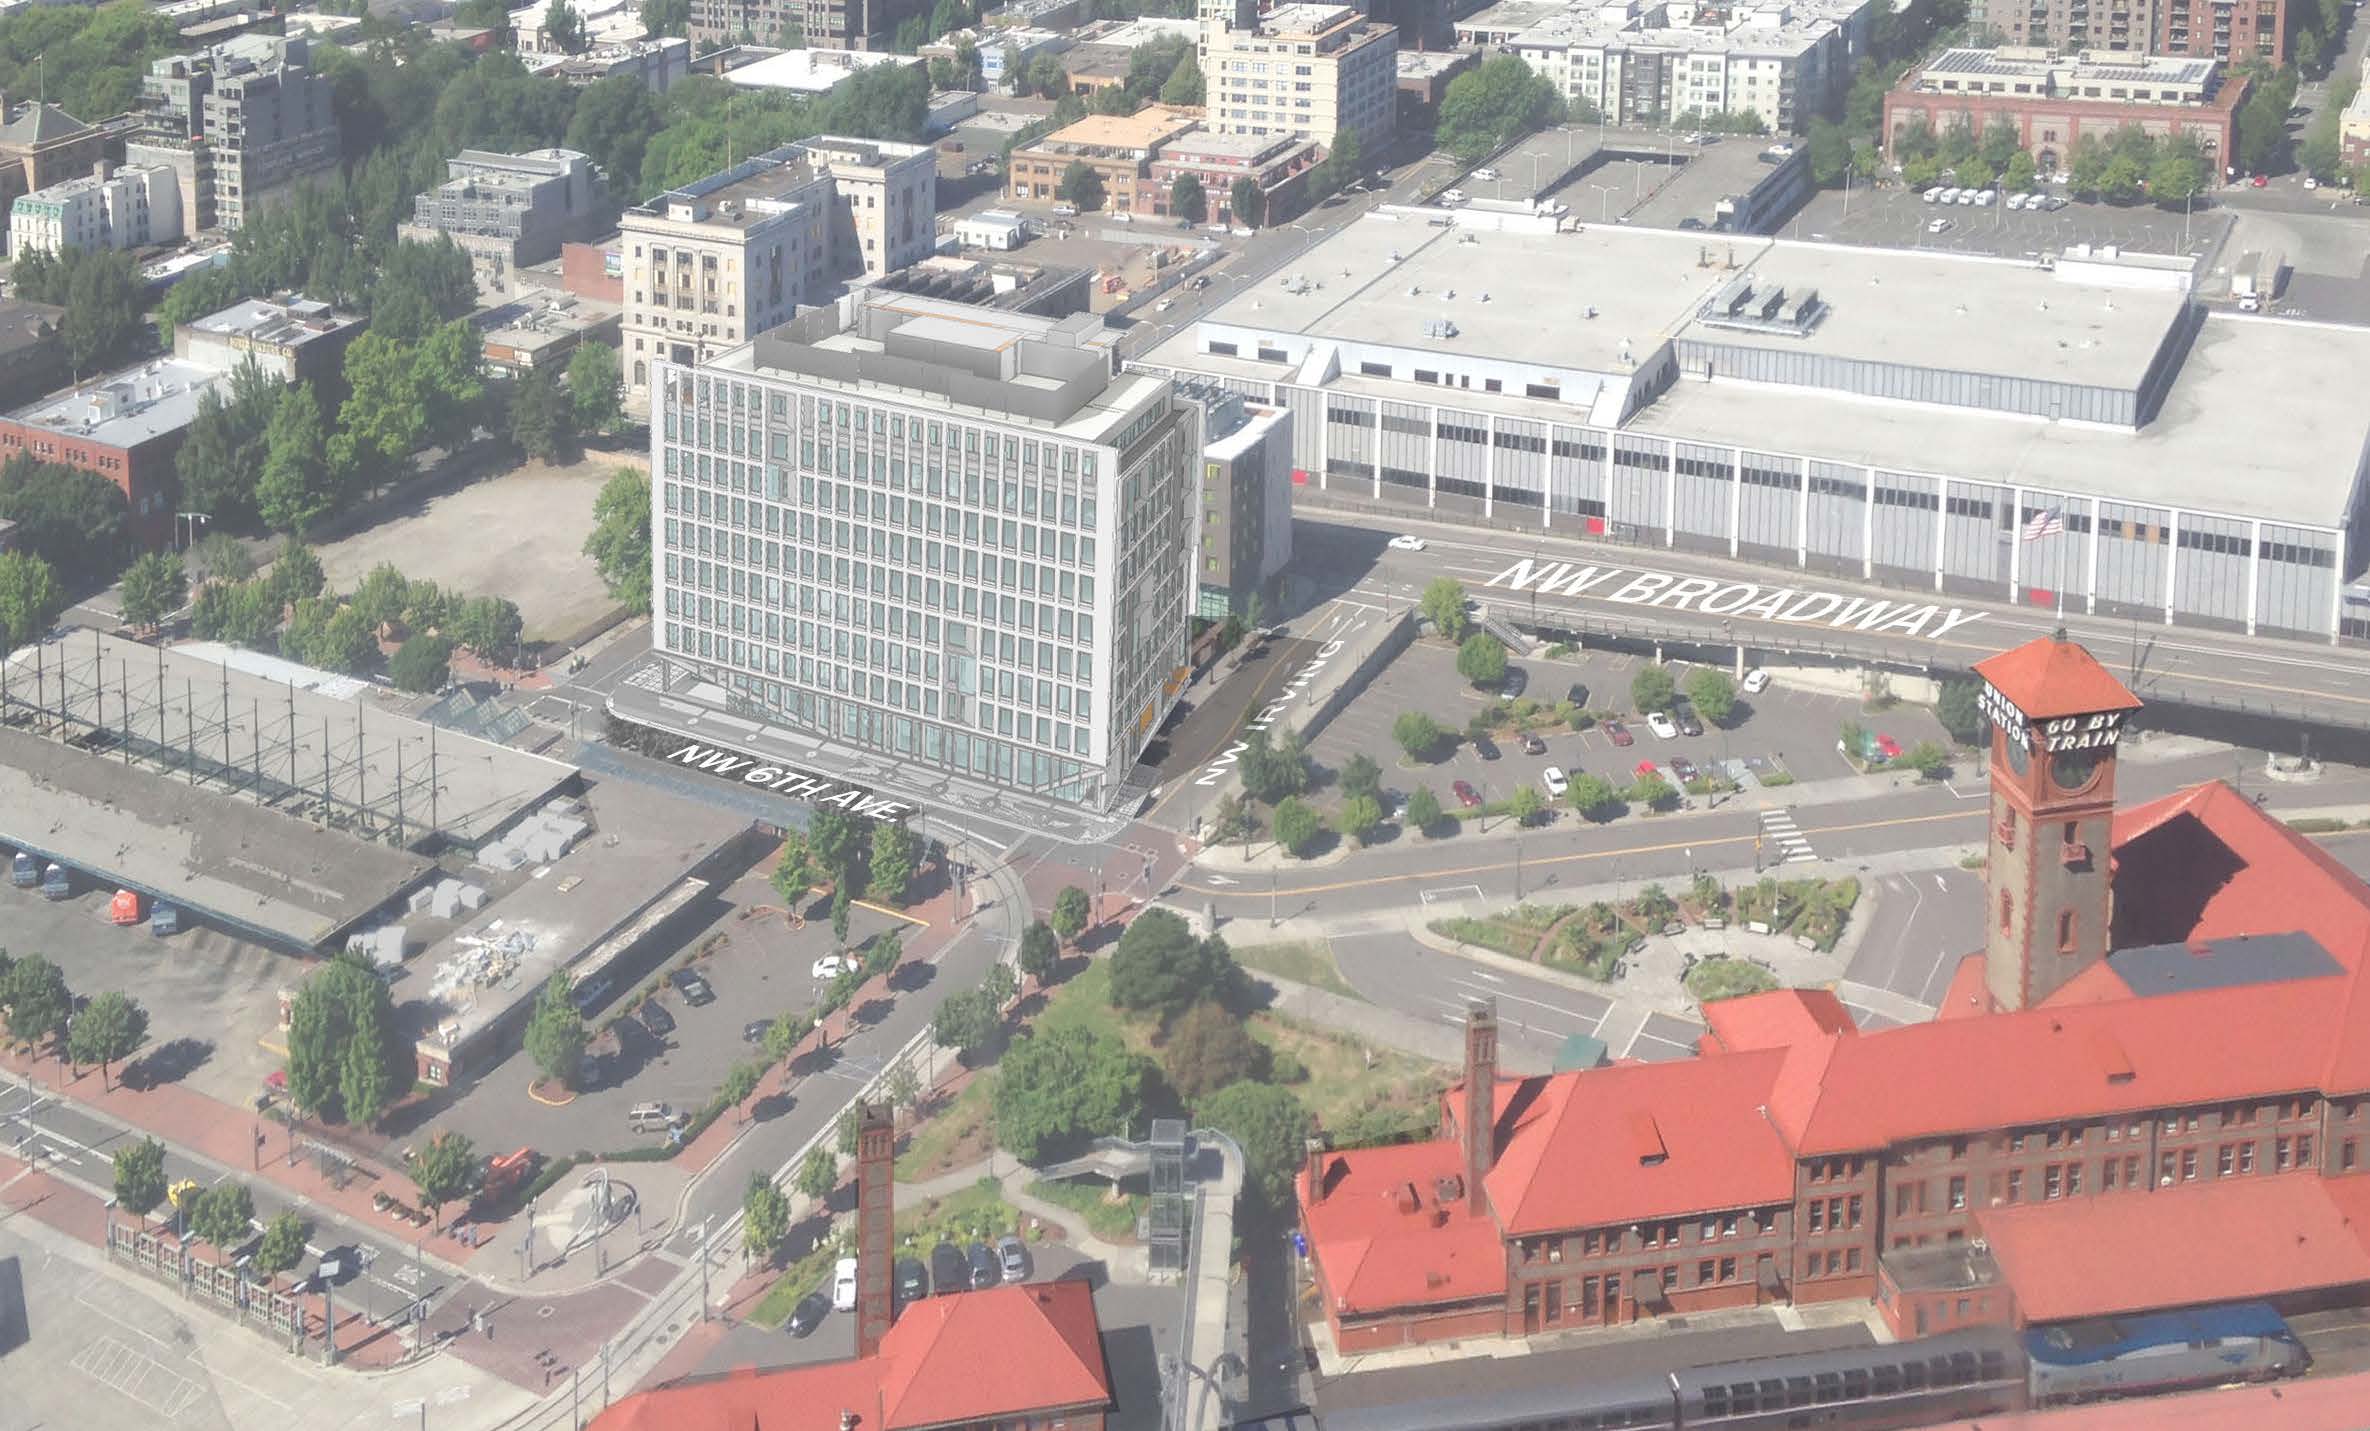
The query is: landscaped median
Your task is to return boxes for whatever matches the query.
[1428,874,1862,985]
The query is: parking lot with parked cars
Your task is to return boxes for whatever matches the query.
[1787,182,2234,262]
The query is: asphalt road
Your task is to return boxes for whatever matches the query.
[1290,510,2370,746]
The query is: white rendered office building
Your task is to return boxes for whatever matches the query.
[650,291,1201,810]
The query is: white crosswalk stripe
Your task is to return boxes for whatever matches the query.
[1759,810,1819,864]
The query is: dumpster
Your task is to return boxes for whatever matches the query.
[150,903,181,937]
[40,863,69,900]
[109,889,141,925]
[9,852,34,887]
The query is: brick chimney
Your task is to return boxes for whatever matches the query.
[855,1101,895,1357]
[1304,1132,1332,1205]
[1461,999,1497,1216]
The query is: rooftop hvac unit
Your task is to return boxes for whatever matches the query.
[1757,286,1786,320]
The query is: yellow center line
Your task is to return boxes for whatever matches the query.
[852,898,932,928]
[1180,807,1985,899]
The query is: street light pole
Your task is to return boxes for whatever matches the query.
[1514,835,1524,901]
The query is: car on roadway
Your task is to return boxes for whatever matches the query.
[832,1257,860,1312]
[670,968,715,1006]
[812,954,858,981]
[2306,175,2320,190]
[1387,533,1427,551]
[1646,711,1679,740]
[967,1242,1000,1290]
[639,999,676,1038]
[1671,699,1705,737]
[787,1291,831,1337]
[1669,756,1699,784]
[1741,668,1771,695]
[1453,779,1482,808]
[1500,666,1529,698]
[1155,296,1174,312]
[1190,274,1211,290]
[1602,719,1634,747]
[1472,734,1500,761]
[997,1235,1031,1283]
[1541,766,1570,799]
[743,1018,773,1045]
[932,1241,968,1294]
[1521,733,1547,756]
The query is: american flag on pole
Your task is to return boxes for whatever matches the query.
[2021,507,2065,541]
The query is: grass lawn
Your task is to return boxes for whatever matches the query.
[897,1073,998,1182]
[752,1177,1026,1327]
[1248,1009,1447,1139]
[1231,939,1366,1002]
[1028,1177,1146,1243]
[1685,956,1780,1003]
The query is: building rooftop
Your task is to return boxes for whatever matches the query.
[627,145,825,227]
[1256,2,1360,34]
[15,163,171,205]
[1622,135,1803,227]
[0,99,93,146]
[1917,44,2217,89]
[722,46,917,93]
[1083,14,1196,45]
[1397,49,1471,78]
[1973,632,2142,721]
[1300,1138,1510,1315]
[590,1282,1111,1431]
[1028,104,1200,155]
[182,293,359,350]
[1160,128,1309,161]
[1502,0,1863,54]
[5,356,226,449]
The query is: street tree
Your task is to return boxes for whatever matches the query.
[119,553,188,633]
[831,886,852,949]
[931,989,1001,1062]
[1507,785,1546,826]
[0,551,62,651]
[67,991,147,1091]
[809,808,861,885]
[407,1132,479,1230]
[869,820,919,904]
[1109,907,1238,1021]
[187,531,254,585]
[884,1059,924,1114]
[1059,161,1105,211]
[1338,752,1382,802]
[525,972,588,1089]
[1051,885,1091,944]
[1420,576,1470,641]
[1456,633,1508,688]
[1903,741,1951,780]
[1171,172,1208,224]
[796,1145,837,1203]
[255,384,339,536]
[993,1025,1151,1162]
[389,634,454,694]
[983,961,1019,1010]
[1628,771,1676,809]
[1936,679,1984,744]
[1020,920,1060,986]
[1404,785,1443,832]
[189,1181,257,1251]
[583,468,652,612]
[743,1173,790,1265]
[255,1210,309,1281]
[1208,792,1256,847]
[1684,668,1737,727]
[453,594,524,666]
[1273,795,1322,855]
[1230,176,1266,227]
[1,955,72,1055]
[114,1137,169,1221]
[771,831,819,910]
[1162,999,1266,1101]
[509,368,575,461]
[721,1060,762,1123]
[350,563,411,634]
[1195,1081,1310,1207]
[267,539,325,608]
[567,340,623,435]
[340,1027,397,1129]
[1337,794,1382,846]
[764,1010,815,1065]
[1631,663,1676,713]
[1568,771,1618,820]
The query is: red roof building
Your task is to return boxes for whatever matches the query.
[1296,634,2370,1354]
[588,1282,1113,1431]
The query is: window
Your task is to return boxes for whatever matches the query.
[1999,889,2013,932]
[1948,1175,1966,1210]
[2058,909,2077,953]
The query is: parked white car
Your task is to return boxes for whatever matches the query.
[1472,167,1500,181]
[812,954,857,981]
[1541,766,1570,799]
[1647,711,1680,740]
[832,1258,860,1312]
[1742,668,1772,695]
[1387,533,1428,551]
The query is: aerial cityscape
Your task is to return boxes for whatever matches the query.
[5,0,2370,1428]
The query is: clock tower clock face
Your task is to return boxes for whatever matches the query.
[2005,734,2030,778]
[2051,747,2104,793]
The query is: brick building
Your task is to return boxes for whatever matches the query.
[1978,0,2287,63]
[1145,129,1319,224]
[1299,633,2370,1355]
[1882,47,2249,175]
[1007,106,1202,213]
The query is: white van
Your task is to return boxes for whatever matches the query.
[1922,186,1943,203]
[1975,189,1996,207]
[1440,188,1468,205]
[1473,167,1500,181]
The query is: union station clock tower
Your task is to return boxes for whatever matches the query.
[1972,633,2142,1011]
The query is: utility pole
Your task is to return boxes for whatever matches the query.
[698,1215,714,1321]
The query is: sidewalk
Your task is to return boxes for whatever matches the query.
[898,1153,1147,1278]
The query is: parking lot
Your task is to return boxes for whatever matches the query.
[1300,639,1950,818]
[427,860,913,1161]
[1788,183,2233,262]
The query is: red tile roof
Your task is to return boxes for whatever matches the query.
[1701,988,1857,1053]
[1972,636,2140,720]
[1977,1174,2370,1322]
[587,1282,1111,1431]
[1934,953,1996,1020]
[1299,1137,1507,1315]
[1464,1052,1800,1234]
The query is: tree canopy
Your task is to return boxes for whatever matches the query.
[992,1024,1152,1162]
[1435,55,1564,163]
[1197,1081,1311,1206]
[584,467,653,612]
[0,455,131,590]
[1108,907,1239,1022]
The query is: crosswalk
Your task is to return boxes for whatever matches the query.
[1760,808,1818,865]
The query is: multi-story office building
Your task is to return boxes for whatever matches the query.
[1883,47,2247,175]
[400,148,612,299]
[688,0,917,49]
[1188,386,1294,618]
[619,137,935,411]
[124,35,341,232]
[1980,0,2285,62]
[8,163,182,257]
[1202,2,1399,152]
[648,290,1200,810]
[1498,0,1874,135]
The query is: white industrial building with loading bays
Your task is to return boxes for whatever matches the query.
[1142,211,2370,642]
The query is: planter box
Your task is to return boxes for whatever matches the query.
[1795,934,1819,951]
[1702,916,1728,930]
[1661,921,1685,937]
[1746,920,1774,935]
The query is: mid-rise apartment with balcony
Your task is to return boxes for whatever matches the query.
[1493,0,1874,135]
[400,148,612,299]
[123,34,341,232]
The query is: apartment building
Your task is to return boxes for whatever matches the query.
[1979,0,2286,62]
[400,148,612,299]
[688,0,918,49]
[619,137,935,412]
[1186,385,1293,619]
[1202,2,1399,152]
[1882,48,2246,173]
[648,289,1201,810]
[1501,0,1874,135]
[1006,106,1203,213]
[8,163,183,258]
[1145,129,1321,223]
[0,99,106,232]
[124,35,341,232]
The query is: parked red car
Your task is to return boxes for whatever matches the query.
[1877,734,1904,759]
[1453,779,1482,808]
[1603,719,1635,747]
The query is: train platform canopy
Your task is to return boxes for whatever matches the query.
[0,723,432,949]
[1975,1174,2370,1324]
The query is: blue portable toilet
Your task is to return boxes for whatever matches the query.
[9,852,34,887]
[151,904,181,936]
